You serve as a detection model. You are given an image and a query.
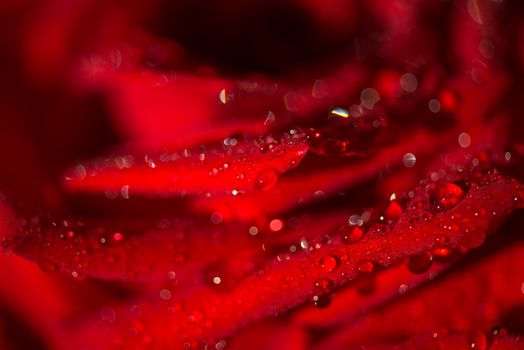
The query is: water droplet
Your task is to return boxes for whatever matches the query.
[300,237,309,250]
[210,212,223,224]
[269,219,283,232]
[355,261,376,295]
[360,88,381,110]
[64,164,87,181]
[254,169,279,191]
[314,278,334,290]
[167,271,176,280]
[264,111,276,126]
[215,340,227,350]
[38,259,58,272]
[188,310,204,323]
[491,326,508,338]
[100,306,116,322]
[144,154,157,168]
[313,190,325,200]
[160,288,172,301]
[406,252,433,274]
[320,255,339,273]
[357,260,374,273]
[219,89,227,104]
[248,226,259,236]
[403,153,417,168]
[431,183,465,209]
[348,214,364,226]
[468,330,488,350]
[308,132,349,156]
[311,294,332,308]
[120,185,130,199]
[112,232,124,242]
[330,107,349,118]
[398,284,409,295]
[428,98,441,113]
[341,225,364,244]
[433,247,462,263]
[400,73,418,93]
[458,132,472,148]
[384,201,403,222]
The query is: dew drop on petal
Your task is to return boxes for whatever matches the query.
[69,165,86,181]
[248,226,259,236]
[190,310,204,323]
[318,139,348,156]
[431,182,465,209]
[458,132,472,148]
[355,264,376,295]
[314,278,334,290]
[384,201,403,222]
[219,89,227,104]
[269,219,283,232]
[120,185,130,199]
[428,98,441,113]
[100,306,116,323]
[400,73,418,93]
[38,259,58,273]
[398,284,409,295]
[210,212,223,224]
[215,340,227,350]
[341,226,364,244]
[406,252,433,274]
[300,237,309,250]
[348,214,363,227]
[360,88,381,110]
[144,154,157,168]
[468,330,488,350]
[320,255,339,273]
[160,288,172,301]
[264,111,276,126]
[403,152,417,168]
[254,168,279,191]
[357,260,374,273]
[311,294,332,308]
[112,232,124,242]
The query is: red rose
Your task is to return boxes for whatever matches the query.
[1,1,524,349]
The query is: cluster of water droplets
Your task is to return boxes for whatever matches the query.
[62,128,308,198]
[307,106,388,157]
[308,156,511,305]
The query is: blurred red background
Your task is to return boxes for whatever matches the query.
[1,0,524,349]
